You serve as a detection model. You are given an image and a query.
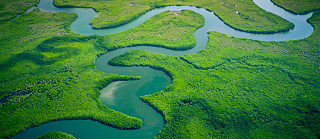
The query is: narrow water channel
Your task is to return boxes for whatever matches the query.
[10,0,316,138]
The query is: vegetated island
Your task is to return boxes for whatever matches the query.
[53,0,294,34]
[35,131,77,139]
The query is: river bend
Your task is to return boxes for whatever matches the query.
[11,0,315,138]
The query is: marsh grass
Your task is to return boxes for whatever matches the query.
[54,0,294,33]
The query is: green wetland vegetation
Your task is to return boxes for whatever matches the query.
[0,0,320,138]
[0,8,204,138]
[0,8,143,138]
[110,20,320,137]
[0,0,39,24]
[271,0,320,15]
[35,131,76,139]
[100,10,204,51]
[54,0,294,33]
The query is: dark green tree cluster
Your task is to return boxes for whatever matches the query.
[35,131,77,139]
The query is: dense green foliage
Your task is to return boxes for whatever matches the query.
[92,10,204,53]
[181,11,320,70]
[35,131,77,139]
[54,0,294,33]
[109,12,320,138]
[108,10,204,50]
[0,8,77,99]
[0,10,146,138]
[0,9,203,138]
[0,0,39,24]
[1,0,320,138]
[0,8,76,97]
[271,0,320,14]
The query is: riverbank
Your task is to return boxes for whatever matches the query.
[1,0,319,138]
[271,0,320,15]
[53,0,294,34]
[109,14,320,136]
[0,8,204,138]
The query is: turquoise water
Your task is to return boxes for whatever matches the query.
[11,0,316,138]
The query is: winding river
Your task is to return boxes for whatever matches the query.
[11,0,315,138]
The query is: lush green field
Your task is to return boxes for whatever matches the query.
[35,131,76,139]
[0,0,39,24]
[109,11,320,138]
[0,9,204,138]
[271,0,320,14]
[54,0,294,34]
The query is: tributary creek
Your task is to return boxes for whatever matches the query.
[11,0,315,138]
